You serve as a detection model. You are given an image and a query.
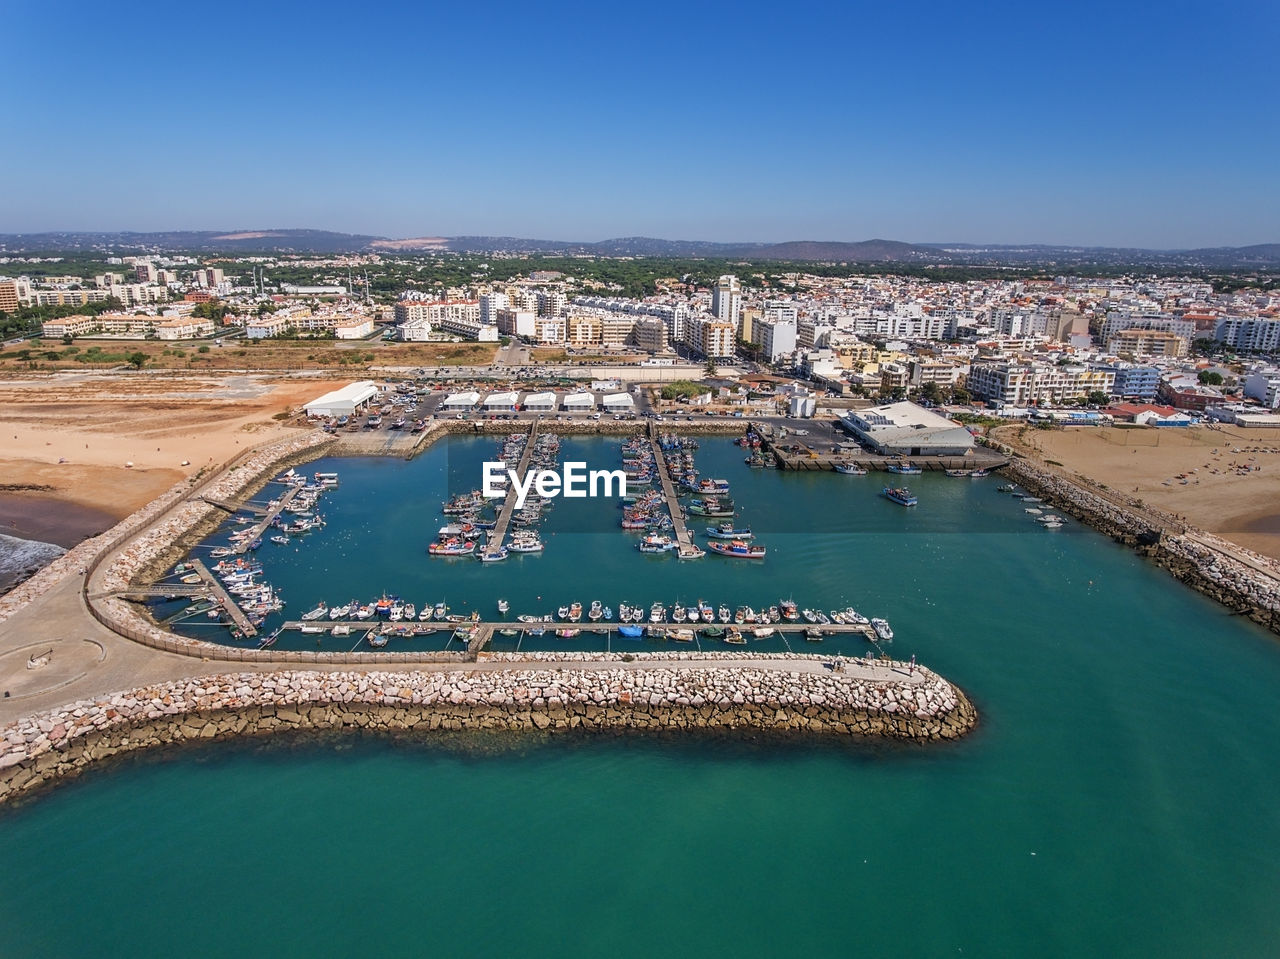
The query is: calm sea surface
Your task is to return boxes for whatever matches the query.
[3,436,1280,957]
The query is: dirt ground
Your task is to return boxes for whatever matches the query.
[0,372,338,516]
[1000,424,1280,560]
[0,339,498,373]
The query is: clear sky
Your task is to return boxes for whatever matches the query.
[6,0,1277,247]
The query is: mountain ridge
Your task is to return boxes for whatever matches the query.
[1,230,1277,268]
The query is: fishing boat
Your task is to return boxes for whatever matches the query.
[419,605,434,621]
[705,522,753,540]
[753,626,775,638]
[429,539,476,556]
[701,625,724,640]
[509,535,544,553]
[707,539,766,559]
[649,602,666,623]
[588,600,603,621]
[780,599,799,621]
[478,546,509,562]
[569,602,583,622]
[301,603,328,621]
[367,633,389,648]
[603,607,613,621]
[718,605,731,623]
[270,535,289,546]
[497,598,510,614]
[556,628,581,638]
[724,626,746,645]
[698,600,715,621]
[434,601,448,619]
[669,628,695,643]
[882,486,918,507]
[870,618,894,641]
[557,605,570,620]
[886,461,922,475]
[687,497,735,518]
[945,469,973,477]
[617,624,644,639]
[331,624,351,637]
[833,462,868,475]
[404,603,416,620]
[672,604,687,623]
[969,469,990,477]
[804,627,825,642]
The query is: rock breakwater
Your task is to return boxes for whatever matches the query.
[1006,458,1280,634]
[0,657,977,803]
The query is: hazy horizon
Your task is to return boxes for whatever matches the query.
[1,227,1277,252]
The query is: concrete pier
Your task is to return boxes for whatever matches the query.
[234,485,301,554]
[483,420,539,559]
[188,559,257,638]
[647,423,699,556]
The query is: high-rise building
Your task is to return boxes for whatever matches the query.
[480,291,509,327]
[711,276,742,334]
[0,280,19,314]
[756,315,797,362]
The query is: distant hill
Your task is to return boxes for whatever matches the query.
[749,239,937,262]
[1,230,1277,268]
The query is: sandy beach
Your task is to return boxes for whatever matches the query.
[0,372,331,518]
[999,424,1280,560]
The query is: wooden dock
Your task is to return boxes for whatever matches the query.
[188,559,256,637]
[482,419,539,559]
[234,485,301,554]
[647,423,699,557]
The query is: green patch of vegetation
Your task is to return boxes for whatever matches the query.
[660,380,712,400]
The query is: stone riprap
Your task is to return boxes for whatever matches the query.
[1006,458,1280,633]
[0,658,977,802]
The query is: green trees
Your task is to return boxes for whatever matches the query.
[127,351,147,369]
[1088,390,1111,405]
[1198,370,1223,386]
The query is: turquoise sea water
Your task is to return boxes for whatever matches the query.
[4,436,1280,957]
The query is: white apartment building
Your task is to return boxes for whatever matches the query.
[1215,317,1280,352]
[756,315,797,362]
[968,361,1116,406]
[711,275,742,334]
[684,314,736,359]
[495,308,535,339]
[480,291,510,326]
[1243,369,1280,409]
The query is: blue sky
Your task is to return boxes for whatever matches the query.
[5,0,1277,247]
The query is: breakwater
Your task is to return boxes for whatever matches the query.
[0,656,977,803]
[1005,457,1280,634]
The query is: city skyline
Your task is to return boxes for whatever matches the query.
[7,0,1278,247]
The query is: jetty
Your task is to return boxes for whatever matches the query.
[200,496,268,516]
[186,559,257,638]
[647,422,699,557]
[482,420,539,559]
[234,485,301,554]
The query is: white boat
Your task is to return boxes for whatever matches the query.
[332,624,351,636]
[870,618,894,641]
[588,600,603,621]
[497,598,510,614]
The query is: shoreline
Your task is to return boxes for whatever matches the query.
[0,661,978,804]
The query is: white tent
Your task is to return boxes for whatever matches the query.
[441,391,480,410]
[562,392,595,411]
[483,391,519,410]
[602,392,635,410]
[523,391,556,411]
[304,381,378,418]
